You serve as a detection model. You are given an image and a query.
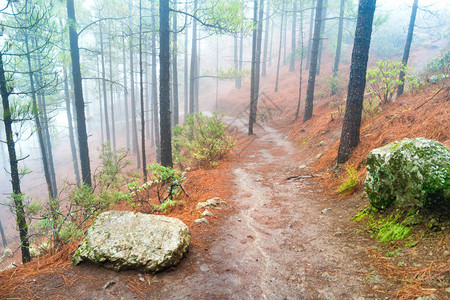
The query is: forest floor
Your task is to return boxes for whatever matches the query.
[1,57,449,299]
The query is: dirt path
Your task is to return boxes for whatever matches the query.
[18,123,374,299]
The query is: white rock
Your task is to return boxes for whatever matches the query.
[72,211,190,273]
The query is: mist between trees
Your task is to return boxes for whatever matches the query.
[0,0,447,264]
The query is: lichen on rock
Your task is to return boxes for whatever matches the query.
[72,211,190,273]
[364,138,450,209]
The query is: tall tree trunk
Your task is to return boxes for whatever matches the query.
[195,31,200,112]
[331,0,345,96]
[64,67,81,184]
[238,30,243,88]
[96,56,104,145]
[151,0,160,162]
[275,0,286,92]
[33,38,57,199]
[303,0,323,122]
[189,0,198,114]
[295,1,305,121]
[289,1,297,72]
[184,0,189,119]
[397,0,418,96]
[269,18,274,67]
[145,39,151,139]
[99,21,111,147]
[67,0,91,187]
[24,36,54,202]
[282,6,287,65]
[159,0,173,168]
[108,23,116,152]
[262,0,270,76]
[0,52,30,263]
[0,218,6,248]
[248,0,264,135]
[234,34,239,88]
[139,0,147,178]
[122,31,130,149]
[337,0,376,164]
[130,31,141,168]
[215,38,219,110]
[306,0,316,70]
[316,0,327,75]
[172,1,179,126]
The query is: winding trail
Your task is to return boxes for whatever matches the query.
[29,123,372,299]
[147,124,370,299]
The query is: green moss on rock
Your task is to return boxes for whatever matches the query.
[364,138,450,209]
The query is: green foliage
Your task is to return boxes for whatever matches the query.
[366,60,408,104]
[354,206,413,242]
[153,200,179,213]
[31,145,133,250]
[405,74,426,95]
[425,50,450,75]
[337,164,359,195]
[173,112,236,169]
[127,164,186,213]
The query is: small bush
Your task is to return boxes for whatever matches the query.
[366,60,408,104]
[32,145,133,249]
[337,164,359,195]
[424,50,450,75]
[127,163,187,213]
[173,112,236,169]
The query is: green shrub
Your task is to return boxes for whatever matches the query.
[127,163,187,213]
[32,145,133,250]
[337,164,359,195]
[366,60,408,104]
[173,112,236,168]
[425,50,450,75]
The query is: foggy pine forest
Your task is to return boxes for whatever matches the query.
[0,0,449,298]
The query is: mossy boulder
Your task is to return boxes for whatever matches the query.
[364,138,450,209]
[72,211,190,273]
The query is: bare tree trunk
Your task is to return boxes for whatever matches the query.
[172,2,179,126]
[262,0,270,76]
[331,0,345,96]
[0,218,6,248]
[269,18,274,67]
[145,39,150,140]
[184,0,189,119]
[248,0,264,135]
[33,38,57,199]
[295,1,305,121]
[303,0,323,122]
[234,34,239,88]
[64,67,80,184]
[96,56,104,145]
[99,21,111,146]
[122,31,130,149]
[67,0,92,187]
[130,34,141,168]
[24,35,54,201]
[337,0,376,164]
[275,0,285,92]
[397,0,418,96]
[282,6,287,65]
[108,23,116,152]
[0,51,30,263]
[238,30,243,88]
[306,0,316,70]
[189,0,198,114]
[316,0,327,75]
[159,0,173,168]
[139,0,147,177]
[151,0,160,162]
[289,1,297,72]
